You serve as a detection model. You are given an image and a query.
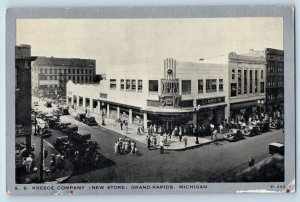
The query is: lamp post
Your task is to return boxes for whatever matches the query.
[101,103,106,126]
[39,122,46,183]
[194,104,201,144]
[257,100,264,120]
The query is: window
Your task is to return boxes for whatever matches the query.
[45,69,48,74]
[68,69,71,74]
[249,70,253,93]
[126,79,131,90]
[49,76,52,80]
[255,70,258,93]
[54,69,57,74]
[219,79,223,92]
[138,80,143,91]
[73,69,75,74]
[261,70,263,79]
[110,79,117,89]
[120,79,124,90]
[54,75,57,80]
[149,80,158,92]
[206,79,217,93]
[231,83,237,97]
[231,69,235,80]
[131,80,136,90]
[50,69,52,74]
[238,70,242,95]
[260,82,265,93]
[244,70,247,94]
[182,80,191,94]
[77,69,79,74]
[198,80,204,93]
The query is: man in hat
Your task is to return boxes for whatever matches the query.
[25,155,33,173]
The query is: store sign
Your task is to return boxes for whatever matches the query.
[161,96,180,107]
[197,97,225,106]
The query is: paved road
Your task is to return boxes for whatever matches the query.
[33,100,284,182]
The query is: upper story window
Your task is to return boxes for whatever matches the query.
[120,79,124,90]
[231,69,235,80]
[49,69,52,74]
[261,70,264,79]
[110,79,117,89]
[126,79,131,90]
[182,80,191,95]
[45,69,48,74]
[260,82,265,93]
[138,80,143,91]
[149,80,158,92]
[131,80,136,90]
[206,79,217,93]
[198,80,204,94]
[54,69,57,74]
[219,79,223,92]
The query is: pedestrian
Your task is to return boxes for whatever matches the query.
[147,136,151,150]
[134,147,139,156]
[122,140,126,154]
[248,156,255,166]
[213,129,218,140]
[130,141,135,154]
[43,147,48,159]
[25,155,33,173]
[179,129,182,142]
[125,140,129,153]
[30,167,39,183]
[183,135,188,148]
[120,121,123,130]
[137,126,141,135]
[114,141,119,155]
[219,124,224,134]
[159,135,164,154]
[125,121,128,134]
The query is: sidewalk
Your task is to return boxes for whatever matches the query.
[70,108,224,150]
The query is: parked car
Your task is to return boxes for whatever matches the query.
[64,124,79,137]
[41,129,52,137]
[269,119,282,129]
[224,129,244,142]
[75,113,86,122]
[269,142,284,155]
[61,107,70,115]
[47,118,60,128]
[257,121,269,133]
[243,125,261,137]
[59,122,72,131]
[84,116,98,126]
[73,131,91,142]
[54,136,70,152]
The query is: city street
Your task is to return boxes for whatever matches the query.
[33,99,284,183]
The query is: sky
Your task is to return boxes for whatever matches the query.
[17,18,283,74]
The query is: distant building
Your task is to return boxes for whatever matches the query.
[67,58,229,131]
[32,57,96,97]
[265,48,284,114]
[15,44,36,152]
[228,51,266,120]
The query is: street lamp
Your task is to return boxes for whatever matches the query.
[39,122,46,183]
[194,104,201,144]
[257,100,264,120]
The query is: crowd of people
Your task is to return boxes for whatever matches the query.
[114,137,138,155]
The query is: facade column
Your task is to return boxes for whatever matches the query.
[90,98,93,113]
[143,112,148,133]
[97,100,101,113]
[129,109,133,124]
[83,97,86,109]
[225,104,230,122]
[71,96,74,106]
[107,103,110,118]
[117,106,120,119]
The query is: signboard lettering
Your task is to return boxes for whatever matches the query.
[197,97,225,106]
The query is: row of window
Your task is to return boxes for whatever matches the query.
[232,69,263,80]
[109,79,223,94]
[40,75,93,83]
[267,90,284,101]
[110,79,143,91]
[268,61,284,73]
[267,76,284,87]
[39,68,94,75]
[231,81,265,97]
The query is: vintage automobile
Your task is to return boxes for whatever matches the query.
[47,118,60,128]
[61,107,70,115]
[257,121,269,133]
[269,119,282,129]
[269,142,284,155]
[41,128,52,138]
[75,113,86,122]
[243,125,261,137]
[59,122,72,131]
[54,136,70,152]
[64,124,79,137]
[223,129,244,142]
[84,116,98,126]
[73,131,91,142]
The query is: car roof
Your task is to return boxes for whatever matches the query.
[76,131,91,135]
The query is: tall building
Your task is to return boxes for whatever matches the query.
[265,48,284,114]
[228,51,266,121]
[67,58,229,132]
[32,57,96,97]
[15,44,36,152]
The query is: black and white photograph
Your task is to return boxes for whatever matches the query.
[6,6,295,195]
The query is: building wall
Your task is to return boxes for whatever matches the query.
[228,51,266,116]
[265,48,284,113]
[32,57,96,97]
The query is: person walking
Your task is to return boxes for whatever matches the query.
[137,126,141,135]
[147,136,151,150]
[114,141,119,155]
[183,135,188,148]
[159,135,164,154]
[25,155,33,173]
[130,141,135,155]
[120,121,123,130]
[179,129,182,142]
[125,121,129,134]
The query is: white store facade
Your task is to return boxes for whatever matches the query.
[66,58,229,132]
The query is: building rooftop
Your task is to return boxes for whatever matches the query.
[33,56,96,67]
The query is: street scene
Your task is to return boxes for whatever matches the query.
[15,18,285,184]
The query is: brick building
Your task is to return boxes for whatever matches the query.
[32,57,96,97]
